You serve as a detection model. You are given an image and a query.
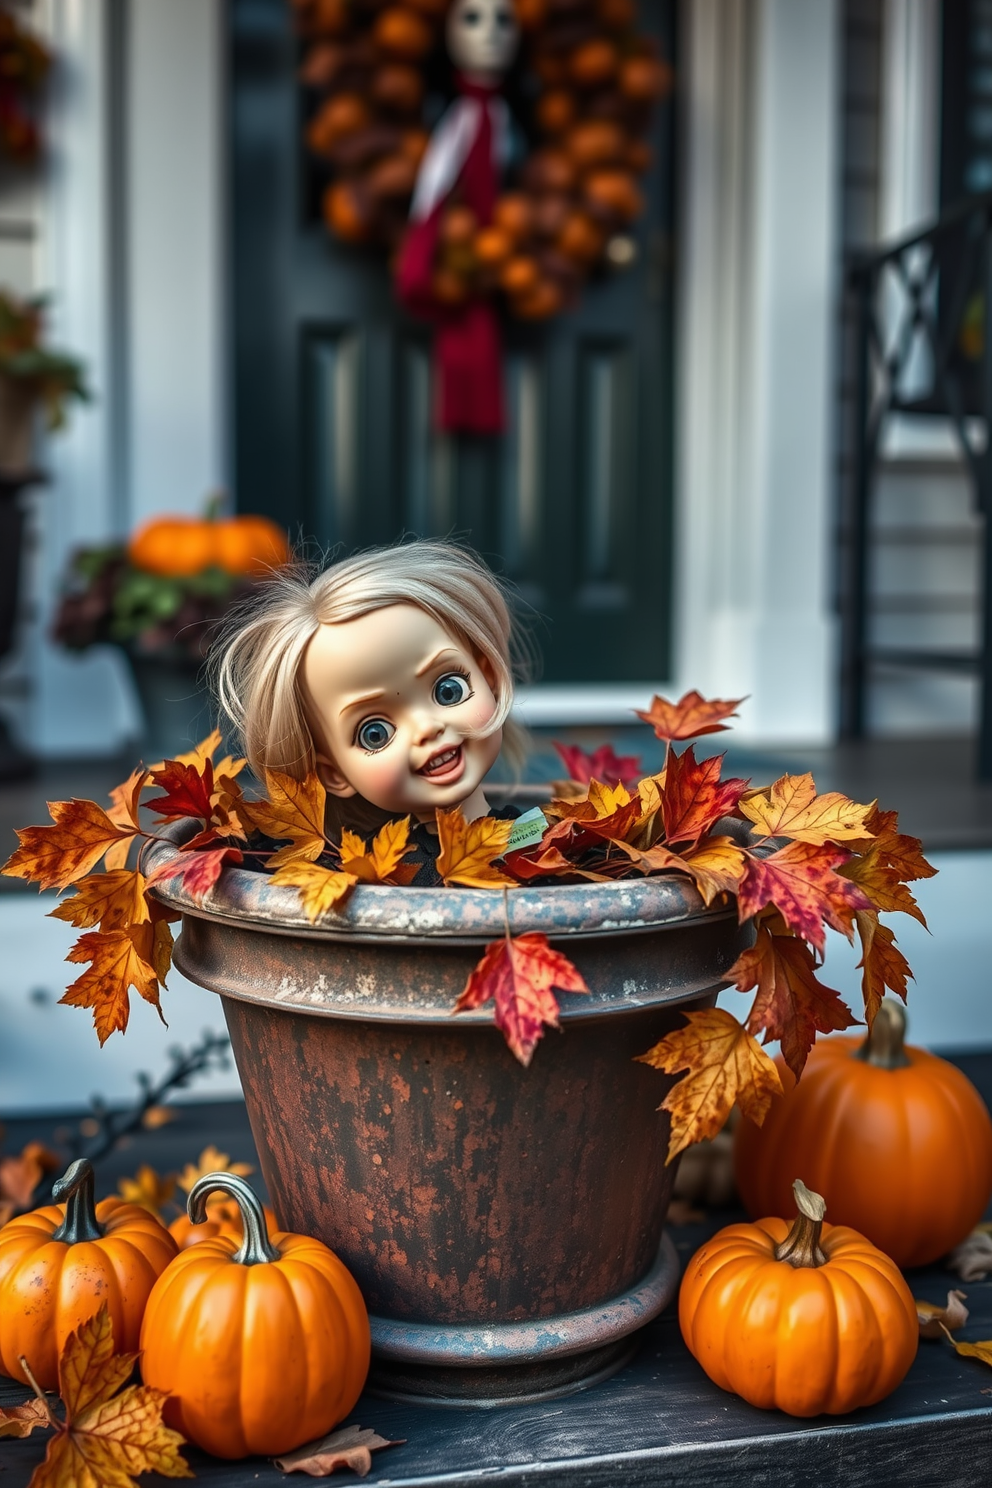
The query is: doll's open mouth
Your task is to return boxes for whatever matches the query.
[418,745,464,780]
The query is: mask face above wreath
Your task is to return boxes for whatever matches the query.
[445,0,520,82]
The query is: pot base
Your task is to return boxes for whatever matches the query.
[365,1230,679,1407]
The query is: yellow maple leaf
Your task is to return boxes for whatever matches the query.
[942,1326,992,1368]
[434,808,515,888]
[739,773,873,845]
[339,817,418,884]
[636,1007,783,1161]
[270,860,358,922]
[116,1166,176,1217]
[240,770,328,866]
[177,1146,253,1194]
[49,869,151,932]
[15,1304,191,1488]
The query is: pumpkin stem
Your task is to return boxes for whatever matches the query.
[50,1159,104,1244]
[187,1172,279,1266]
[774,1179,828,1269]
[857,997,910,1070]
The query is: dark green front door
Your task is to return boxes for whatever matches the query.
[231,0,676,681]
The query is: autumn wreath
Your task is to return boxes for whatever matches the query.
[2,691,934,1162]
[293,0,671,322]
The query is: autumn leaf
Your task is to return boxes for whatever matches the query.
[0,1399,51,1438]
[738,773,873,846]
[916,1290,969,1338]
[144,844,244,902]
[841,808,935,926]
[49,869,150,932]
[60,927,165,1044]
[15,1304,191,1488]
[2,800,137,892]
[635,690,745,743]
[941,1327,992,1370]
[552,741,642,788]
[669,837,747,905]
[177,1146,253,1194]
[117,1166,176,1217]
[737,840,873,954]
[728,921,858,1080]
[105,770,151,871]
[275,1424,405,1477]
[636,1007,783,1161]
[240,770,329,866]
[455,931,590,1065]
[435,808,515,888]
[660,747,748,845]
[0,1141,60,1228]
[856,909,912,1026]
[144,758,217,824]
[270,860,358,922]
[148,728,246,785]
[544,780,642,846]
[339,818,418,885]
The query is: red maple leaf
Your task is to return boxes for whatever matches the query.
[728,921,858,1080]
[145,845,243,902]
[660,747,748,845]
[635,690,745,743]
[737,841,873,954]
[455,931,590,1065]
[145,760,215,823]
[552,742,643,787]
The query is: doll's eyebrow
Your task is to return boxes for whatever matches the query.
[338,688,387,717]
[415,648,462,677]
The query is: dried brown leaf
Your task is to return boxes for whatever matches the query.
[916,1290,969,1338]
[275,1424,404,1477]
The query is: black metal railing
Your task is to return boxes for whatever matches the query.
[842,190,992,776]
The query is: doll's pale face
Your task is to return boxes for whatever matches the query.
[446,0,519,81]
[303,604,503,823]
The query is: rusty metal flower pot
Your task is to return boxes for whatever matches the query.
[148,828,752,1406]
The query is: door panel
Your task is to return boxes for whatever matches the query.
[231,0,676,681]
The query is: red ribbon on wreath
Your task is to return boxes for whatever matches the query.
[396,75,509,435]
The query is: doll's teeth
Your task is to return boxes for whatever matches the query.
[422,746,460,774]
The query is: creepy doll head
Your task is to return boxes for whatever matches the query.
[445,0,519,83]
[213,540,522,830]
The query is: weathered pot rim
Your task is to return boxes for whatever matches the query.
[145,820,744,946]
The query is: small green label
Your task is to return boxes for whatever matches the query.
[506,807,549,853]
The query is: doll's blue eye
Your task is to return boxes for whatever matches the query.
[357,718,394,752]
[433,672,472,707]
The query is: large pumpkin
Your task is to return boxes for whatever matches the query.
[679,1179,918,1416]
[140,1173,370,1459]
[128,512,289,578]
[0,1159,178,1388]
[733,999,992,1268]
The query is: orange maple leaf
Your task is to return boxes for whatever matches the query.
[60,926,166,1044]
[544,780,642,845]
[623,836,746,904]
[841,808,936,926]
[636,1007,783,1161]
[2,800,137,892]
[14,1303,191,1488]
[177,1145,253,1193]
[659,747,748,845]
[340,818,419,885]
[856,909,913,1026]
[0,1141,60,1228]
[737,840,873,953]
[635,690,745,743]
[240,770,328,866]
[738,773,873,845]
[728,921,858,1080]
[455,930,590,1064]
[435,808,515,888]
[857,806,936,881]
[269,860,358,922]
[144,844,244,902]
[48,869,150,932]
[104,769,150,870]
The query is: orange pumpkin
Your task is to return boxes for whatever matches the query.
[734,1000,992,1269]
[167,1193,279,1252]
[0,1159,177,1389]
[141,1174,370,1460]
[566,119,626,171]
[128,512,290,579]
[323,179,372,243]
[679,1180,918,1416]
[306,93,372,155]
[371,63,423,114]
[474,225,514,269]
[493,193,533,243]
[570,39,619,88]
[536,89,576,135]
[373,7,434,60]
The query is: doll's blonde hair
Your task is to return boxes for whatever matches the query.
[211,539,526,787]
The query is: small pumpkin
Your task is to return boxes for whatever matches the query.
[0,1159,177,1389]
[733,1000,992,1268]
[167,1192,280,1252]
[140,1173,371,1459]
[679,1179,918,1416]
[127,512,290,579]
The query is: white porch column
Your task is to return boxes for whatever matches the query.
[676,0,839,743]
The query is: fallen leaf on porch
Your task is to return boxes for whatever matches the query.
[177,1146,253,1193]
[636,1008,783,1161]
[729,919,858,1081]
[0,1399,51,1439]
[940,1325,992,1370]
[455,931,589,1065]
[117,1165,176,1216]
[552,741,642,787]
[916,1290,969,1338]
[1,799,138,891]
[0,1139,60,1226]
[15,1305,190,1488]
[659,747,747,845]
[240,769,329,867]
[738,773,873,845]
[270,860,358,921]
[736,840,872,954]
[855,910,913,1027]
[435,808,515,887]
[60,927,166,1044]
[275,1424,405,1477]
[340,818,419,884]
[635,690,745,743]
[948,1229,992,1282]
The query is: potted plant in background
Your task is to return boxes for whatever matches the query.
[51,500,290,761]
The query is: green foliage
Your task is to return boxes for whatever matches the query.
[0,291,89,429]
